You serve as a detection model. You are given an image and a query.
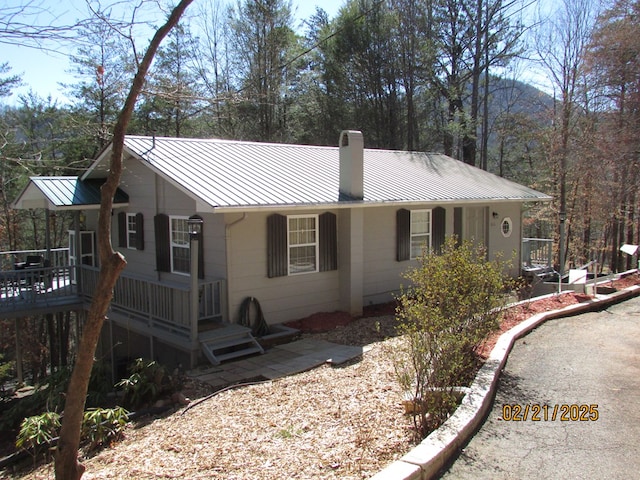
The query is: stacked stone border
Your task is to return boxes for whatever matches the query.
[371,281,640,480]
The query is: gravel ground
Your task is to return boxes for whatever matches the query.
[4,276,638,480]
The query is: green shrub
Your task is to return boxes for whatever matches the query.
[16,411,61,459]
[0,368,70,431]
[16,407,129,457]
[81,406,129,451]
[115,358,179,410]
[394,237,510,438]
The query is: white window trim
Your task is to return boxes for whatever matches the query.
[501,217,513,238]
[287,214,319,275]
[169,215,190,275]
[410,209,432,259]
[126,213,137,249]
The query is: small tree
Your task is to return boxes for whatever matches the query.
[394,237,509,437]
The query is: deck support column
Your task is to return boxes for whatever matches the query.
[15,318,23,383]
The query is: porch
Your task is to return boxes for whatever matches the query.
[0,248,229,370]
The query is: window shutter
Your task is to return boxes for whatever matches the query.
[396,208,410,261]
[432,207,446,253]
[154,213,170,272]
[117,212,127,248]
[454,207,463,245]
[267,214,287,277]
[135,213,144,250]
[319,212,337,271]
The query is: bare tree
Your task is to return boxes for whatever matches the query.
[53,1,194,478]
[533,0,596,273]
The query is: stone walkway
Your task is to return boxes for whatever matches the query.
[189,338,366,390]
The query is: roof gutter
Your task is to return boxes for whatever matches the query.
[204,196,553,215]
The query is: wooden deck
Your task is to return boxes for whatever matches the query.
[0,266,85,319]
[0,265,226,334]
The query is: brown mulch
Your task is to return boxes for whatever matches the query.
[5,275,639,480]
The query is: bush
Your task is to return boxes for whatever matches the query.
[115,358,180,410]
[0,368,70,431]
[15,411,61,459]
[393,237,510,437]
[81,406,129,451]
[16,407,129,457]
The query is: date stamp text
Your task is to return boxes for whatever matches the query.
[501,404,599,422]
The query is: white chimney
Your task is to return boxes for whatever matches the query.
[339,130,364,200]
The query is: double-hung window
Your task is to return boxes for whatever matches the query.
[410,209,431,259]
[170,216,190,274]
[126,213,138,249]
[288,215,319,275]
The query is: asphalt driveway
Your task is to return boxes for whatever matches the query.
[440,294,640,479]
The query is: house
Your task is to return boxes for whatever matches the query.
[10,130,551,369]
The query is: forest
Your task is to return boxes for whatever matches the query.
[0,0,638,279]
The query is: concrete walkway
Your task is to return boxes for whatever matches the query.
[439,294,640,479]
[189,338,366,390]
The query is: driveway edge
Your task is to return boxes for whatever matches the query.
[370,283,640,480]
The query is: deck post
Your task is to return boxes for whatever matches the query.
[15,318,23,383]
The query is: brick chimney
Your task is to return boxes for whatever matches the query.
[339,130,364,200]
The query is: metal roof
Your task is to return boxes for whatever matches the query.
[84,135,551,210]
[13,177,129,210]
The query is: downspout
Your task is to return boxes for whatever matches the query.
[224,213,248,323]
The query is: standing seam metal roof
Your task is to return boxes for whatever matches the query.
[112,135,550,209]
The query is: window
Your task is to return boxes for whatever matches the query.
[267,212,336,278]
[501,217,513,238]
[288,215,318,274]
[118,212,144,250]
[170,216,190,274]
[126,214,138,249]
[410,210,431,258]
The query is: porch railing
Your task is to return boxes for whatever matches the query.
[80,267,224,339]
[0,250,225,339]
[0,248,70,271]
[0,265,78,312]
[522,238,554,268]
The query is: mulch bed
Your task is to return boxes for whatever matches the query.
[4,274,638,479]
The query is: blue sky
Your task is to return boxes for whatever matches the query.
[2,0,346,105]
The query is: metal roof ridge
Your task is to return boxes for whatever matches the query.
[124,135,338,150]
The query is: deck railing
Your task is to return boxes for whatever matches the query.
[0,265,79,313]
[522,238,554,268]
[0,250,224,339]
[0,248,70,271]
[80,267,224,339]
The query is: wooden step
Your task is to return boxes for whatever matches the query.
[200,324,264,366]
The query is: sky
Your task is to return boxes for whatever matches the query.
[2,0,346,105]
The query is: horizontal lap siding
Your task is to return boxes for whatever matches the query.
[363,207,411,305]
[115,161,227,282]
[226,211,340,325]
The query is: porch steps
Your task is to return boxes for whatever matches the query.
[200,323,264,366]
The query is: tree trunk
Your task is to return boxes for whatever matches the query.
[54,2,193,479]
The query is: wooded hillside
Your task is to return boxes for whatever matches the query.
[0,0,638,273]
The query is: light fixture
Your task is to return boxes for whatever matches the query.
[188,215,203,237]
[492,211,499,219]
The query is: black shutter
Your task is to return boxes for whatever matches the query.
[135,213,144,250]
[454,207,463,245]
[319,212,337,271]
[118,212,127,248]
[154,213,171,272]
[396,208,411,261]
[267,214,287,277]
[432,207,446,253]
